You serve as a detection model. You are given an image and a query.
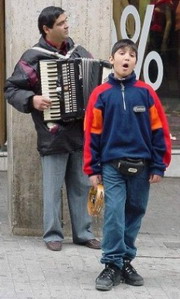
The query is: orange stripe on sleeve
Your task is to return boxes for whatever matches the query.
[134,80,171,166]
[90,108,103,134]
[149,105,162,130]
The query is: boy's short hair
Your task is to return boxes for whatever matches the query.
[111,39,138,60]
[38,6,65,37]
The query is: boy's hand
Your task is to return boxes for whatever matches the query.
[89,174,102,189]
[149,174,162,184]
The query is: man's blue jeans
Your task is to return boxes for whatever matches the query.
[101,163,150,269]
[41,152,94,243]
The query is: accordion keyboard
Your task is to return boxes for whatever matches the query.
[58,60,79,114]
[40,60,61,122]
[57,59,84,120]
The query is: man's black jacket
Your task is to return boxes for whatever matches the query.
[4,36,92,156]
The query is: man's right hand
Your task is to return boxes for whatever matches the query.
[32,95,52,111]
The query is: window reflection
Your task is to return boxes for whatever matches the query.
[112,0,180,148]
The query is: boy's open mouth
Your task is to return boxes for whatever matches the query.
[122,63,129,69]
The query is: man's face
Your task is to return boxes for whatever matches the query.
[44,13,69,44]
[109,46,137,79]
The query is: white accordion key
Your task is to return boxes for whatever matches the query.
[40,60,61,122]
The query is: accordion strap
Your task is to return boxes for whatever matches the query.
[32,44,79,59]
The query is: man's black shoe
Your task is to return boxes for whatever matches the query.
[123,259,144,286]
[95,264,123,291]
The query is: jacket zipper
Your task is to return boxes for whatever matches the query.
[120,82,126,110]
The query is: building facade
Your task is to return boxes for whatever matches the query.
[1,0,179,235]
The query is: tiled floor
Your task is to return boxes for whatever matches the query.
[0,172,180,298]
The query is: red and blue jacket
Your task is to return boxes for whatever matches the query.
[83,72,171,177]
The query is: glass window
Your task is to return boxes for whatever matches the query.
[112,0,180,149]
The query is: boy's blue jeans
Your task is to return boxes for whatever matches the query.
[101,163,150,269]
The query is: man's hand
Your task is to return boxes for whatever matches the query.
[149,174,162,184]
[89,174,102,189]
[33,95,52,111]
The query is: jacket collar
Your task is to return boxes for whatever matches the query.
[108,72,137,86]
[38,36,75,53]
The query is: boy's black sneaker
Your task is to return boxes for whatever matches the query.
[123,259,144,286]
[95,264,123,291]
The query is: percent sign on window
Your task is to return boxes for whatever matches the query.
[120,5,163,91]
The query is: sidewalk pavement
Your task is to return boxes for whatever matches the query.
[0,171,180,299]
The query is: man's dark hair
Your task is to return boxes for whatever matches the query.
[111,39,138,60]
[38,6,65,37]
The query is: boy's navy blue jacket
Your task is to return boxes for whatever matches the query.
[83,72,171,177]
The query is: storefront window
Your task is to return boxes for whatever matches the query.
[112,0,180,149]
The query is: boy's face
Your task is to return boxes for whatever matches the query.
[43,13,69,44]
[109,46,137,79]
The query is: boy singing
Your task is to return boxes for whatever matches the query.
[83,39,171,291]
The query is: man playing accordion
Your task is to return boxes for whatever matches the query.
[4,6,100,251]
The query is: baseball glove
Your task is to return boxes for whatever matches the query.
[87,184,104,216]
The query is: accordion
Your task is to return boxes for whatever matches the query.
[39,58,112,122]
